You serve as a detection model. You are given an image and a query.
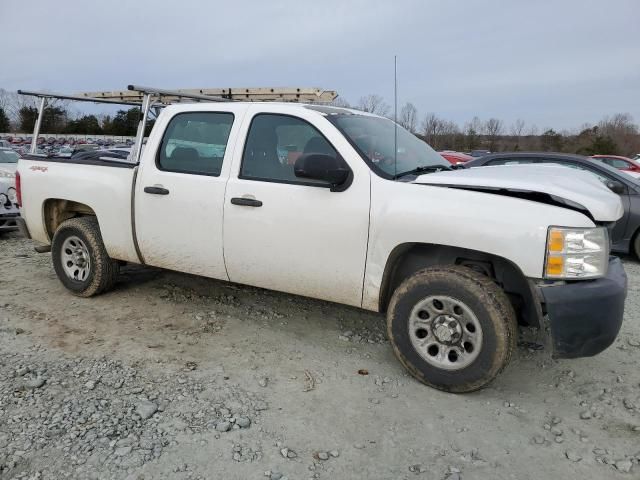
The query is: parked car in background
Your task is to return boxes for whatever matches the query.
[469,149,490,157]
[465,152,640,258]
[634,154,640,162]
[439,151,473,165]
[0,148,20,235]
[591,155,640,178]
[71,148,132,162]
[0,148,20,173]
[0,140,11,148]
[57,147,74,158]
[72,143,100,153]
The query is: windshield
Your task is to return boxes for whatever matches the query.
[327,114,448,178]
[0,150,19,163]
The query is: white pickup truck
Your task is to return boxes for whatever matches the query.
[16,90,627,392]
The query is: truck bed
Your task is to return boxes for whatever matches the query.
[18,156,140,263]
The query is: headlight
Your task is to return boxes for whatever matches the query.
[544,227,608,279]
[7,187,17,204]
[0,170,15,179]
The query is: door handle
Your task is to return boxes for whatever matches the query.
[230,197,263,207]
[144,186,170,195]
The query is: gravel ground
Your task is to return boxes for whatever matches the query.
[0,231,639,480]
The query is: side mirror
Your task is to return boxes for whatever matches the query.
[294,153,350,191]
[606,180,625,194]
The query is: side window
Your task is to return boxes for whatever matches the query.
[544,161,611,184]
[158,112,234,176]
[487,158,538,166]
[240,113,338,184]
[610,159,630,169]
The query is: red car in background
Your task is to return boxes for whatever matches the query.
[591,155,640,173]
[439,150,473,165]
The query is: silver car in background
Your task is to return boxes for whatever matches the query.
[0,148,20,235]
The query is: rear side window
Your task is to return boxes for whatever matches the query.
[240,113,338,184]
[544,161,613,184]
[602,158,631,169]
[158,112,234,176]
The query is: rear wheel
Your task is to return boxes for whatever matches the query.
[51,217,119,297]
[386,265,517,393]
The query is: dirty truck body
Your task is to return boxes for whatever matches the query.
[16,88,627,392]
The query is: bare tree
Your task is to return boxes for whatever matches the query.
[598,113,639,154]
[0,89,38,127]
[510,119,525,137]
[356,94,390,116]
[421,113,444,149]
[508,118,525,150]
[439,120,460,150]
[464,116,483,150]
[484,118,503,152]
[420,114,460,150]
[399,102,418,133]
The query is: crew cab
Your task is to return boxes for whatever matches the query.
[15,88,627,393]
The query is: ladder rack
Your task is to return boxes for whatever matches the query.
[17,84,339,158]
[77,86,338,104]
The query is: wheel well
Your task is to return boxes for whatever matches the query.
[379,243,542,327]
[43,199,97,241]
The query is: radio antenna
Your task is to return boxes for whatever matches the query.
[394,55,398,179]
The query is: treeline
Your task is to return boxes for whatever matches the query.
[0,88,149,136]
[1,105,145,136]
[1,87,638,156]
[341,95,640,157]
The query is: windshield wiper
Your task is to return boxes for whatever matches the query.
[393,164,451,179]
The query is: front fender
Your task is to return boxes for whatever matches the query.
[362,177,594,311]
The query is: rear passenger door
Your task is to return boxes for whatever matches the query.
[135,107,245,279]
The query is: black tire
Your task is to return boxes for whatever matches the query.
[632,231,640,260]
[51,217,119,297]
[387,265,517,393]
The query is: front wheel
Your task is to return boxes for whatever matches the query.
[51,217,119,297]
[387,265,517,393]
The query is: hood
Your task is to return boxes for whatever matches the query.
[413,164,623,222]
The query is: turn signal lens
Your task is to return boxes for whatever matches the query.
[548,230,565,252]
[545,256,564,276]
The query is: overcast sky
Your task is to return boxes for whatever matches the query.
[1,0,638,131]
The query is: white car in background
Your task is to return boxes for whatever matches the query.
[0,148,20,235]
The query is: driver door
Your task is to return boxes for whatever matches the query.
[223,108,371,307]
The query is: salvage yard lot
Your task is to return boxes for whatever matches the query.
[1,231,639,480]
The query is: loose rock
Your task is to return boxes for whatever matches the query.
[136,400,158,420]
[565,451,582,462]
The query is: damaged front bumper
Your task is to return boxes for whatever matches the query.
[536,257,627,359]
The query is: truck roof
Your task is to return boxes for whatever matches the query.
[159,101,373,117]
